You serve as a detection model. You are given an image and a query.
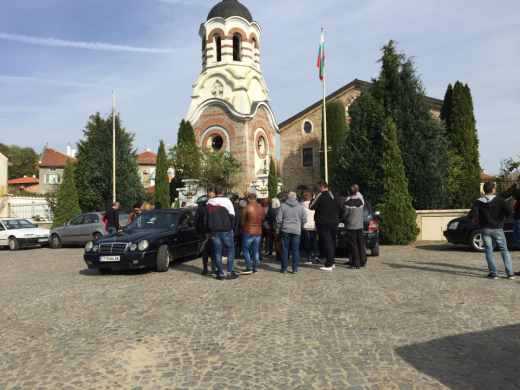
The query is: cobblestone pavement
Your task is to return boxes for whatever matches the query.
[0,243,519,390]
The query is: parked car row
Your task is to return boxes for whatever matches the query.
[0,212,129,251]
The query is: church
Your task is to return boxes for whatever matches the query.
[186,0,443,194]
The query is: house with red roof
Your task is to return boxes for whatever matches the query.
[39,145,77,194]
[8,176,40,194]
[136,149,157,188]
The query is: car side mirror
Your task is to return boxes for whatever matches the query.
[65,222,70,226]
[179,224,189,230]
[374,211,380,217]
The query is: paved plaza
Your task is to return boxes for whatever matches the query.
[0,243,519,390]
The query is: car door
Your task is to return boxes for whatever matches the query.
[60,215,85,244]
[0,222,7,246]
[76,213,102,243]
[177,211,199,256]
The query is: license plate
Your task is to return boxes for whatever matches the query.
[99,256,120,262]
[38,238,48,242]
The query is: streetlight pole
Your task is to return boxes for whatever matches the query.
[112,91,116,204]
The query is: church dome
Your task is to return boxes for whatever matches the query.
[207,0,253,23]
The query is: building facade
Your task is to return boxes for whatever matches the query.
[278,80,443,191]
[38,146,77,194]
[137,149,157,188]
[186,0,279,191]
[0,151,8,189]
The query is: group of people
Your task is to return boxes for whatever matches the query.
[469,178,520,279]
[194,180,368,280]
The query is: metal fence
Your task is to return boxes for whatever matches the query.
[10,202,54,221]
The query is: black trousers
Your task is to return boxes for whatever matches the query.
[346,229,367,268]
[317,225,337,268]
[202,238,216,272]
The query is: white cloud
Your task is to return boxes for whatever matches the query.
[0,75,104,89]
[0,33,176,53]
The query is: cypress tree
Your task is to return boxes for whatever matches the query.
[442,81,481,208]
[268,157,278,203]
[171,120,202,193]
[375,118,419,244]
[155,140,170,209]
[52,160,82,229]
[83,113,146,211]
[320,101,347,182]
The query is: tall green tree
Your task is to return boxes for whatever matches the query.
[198,150,242,191]
[320,101,347,183]
[333,40,449,209]
[0,144,39,180]
[82,113,146,211]
[268,157,278,203]
[375,118,419,244]
[52,160,82,229]
[441,81,481,208]
[155,140,170,209]
[170,120,202,197]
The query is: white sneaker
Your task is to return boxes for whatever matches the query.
[319,267,333,271]
[332,264,336,269]
[222,257,228,261]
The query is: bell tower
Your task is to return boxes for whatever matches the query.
[186,0,279,191]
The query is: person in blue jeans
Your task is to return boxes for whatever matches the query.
[274,192,307,274]
[509,177,520,276]
[204,186,239,280]
[301,193,318,264]
[104,202,120,235]
[239,194,264,274]
[469,182,514,279]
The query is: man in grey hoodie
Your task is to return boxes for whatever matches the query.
[274,192,307,274]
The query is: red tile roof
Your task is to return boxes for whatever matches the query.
[481,172,491,181]
[137,151,157,165]
[8,177,40,185]
[147,186,155,194]
[40,147,77,167]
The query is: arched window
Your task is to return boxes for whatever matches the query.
[251,38,257,65]
[233,34,242,61]
[215,34,222,62]
[202,37,206,51]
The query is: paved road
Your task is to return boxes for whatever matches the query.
[0,243,519,390]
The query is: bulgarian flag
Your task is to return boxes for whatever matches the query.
[317,29,325,81]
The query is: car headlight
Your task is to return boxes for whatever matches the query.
[138,240,149,251]
[85,241,94,252]
[93,245,99,252]
[130,243,137,251]
[449,222,459,230]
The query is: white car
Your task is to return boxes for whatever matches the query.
[0,218,50,251]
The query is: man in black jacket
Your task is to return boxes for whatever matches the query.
[469,182,514,279]
[104,202,120,235]
[195,191,216,276]
[309,180,342,271]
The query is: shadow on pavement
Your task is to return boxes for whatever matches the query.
[383,262,484,278]
[79,268,151,276]
[395,324,520,390]
[414,244,471,252]
[405,261,488,272]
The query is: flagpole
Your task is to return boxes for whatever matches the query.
[112,91,116,204]
[322,28,328,183]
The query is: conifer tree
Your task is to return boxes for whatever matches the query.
[155,140,170,209]
[321,101,347,182]
[375,118,419,244]
[268,157,278,203]
[170,120,202,195]
[441,81,481,208]
[52,160,82,229]
[83,113,146,211]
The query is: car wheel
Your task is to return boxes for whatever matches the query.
[156,245,171,272]
[92,233,102,240]
[50,234,62,249]
[468,230,494,252]
[371,242,380,257]
[98,268,112,274]
[9,237,20,251]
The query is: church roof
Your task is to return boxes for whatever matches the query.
[207,0,253,23]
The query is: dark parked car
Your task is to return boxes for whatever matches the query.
[337,197,380,256]
[83,209,201,274]
[443,208,516,252]
[49,212,129,249]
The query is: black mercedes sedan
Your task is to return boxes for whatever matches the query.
[83,209,202,274]
[443,212,516,252]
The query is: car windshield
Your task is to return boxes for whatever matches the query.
[127,211,179,230]
[1,219,37,230]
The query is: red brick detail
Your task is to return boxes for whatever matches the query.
[222,45,234,49]
[227,28,248,41]
[222,53,233,56]
[201,128,229,152]
[207,55,214,59]
[254,130,269,160]
[207,47,214,51]
[207,28,226,43]
[242,46,252,51]
[249,33,259,48]
[242,54,252,59]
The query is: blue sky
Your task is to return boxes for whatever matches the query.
[0,0,519,174]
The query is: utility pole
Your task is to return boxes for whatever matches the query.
[112,91,116,204]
